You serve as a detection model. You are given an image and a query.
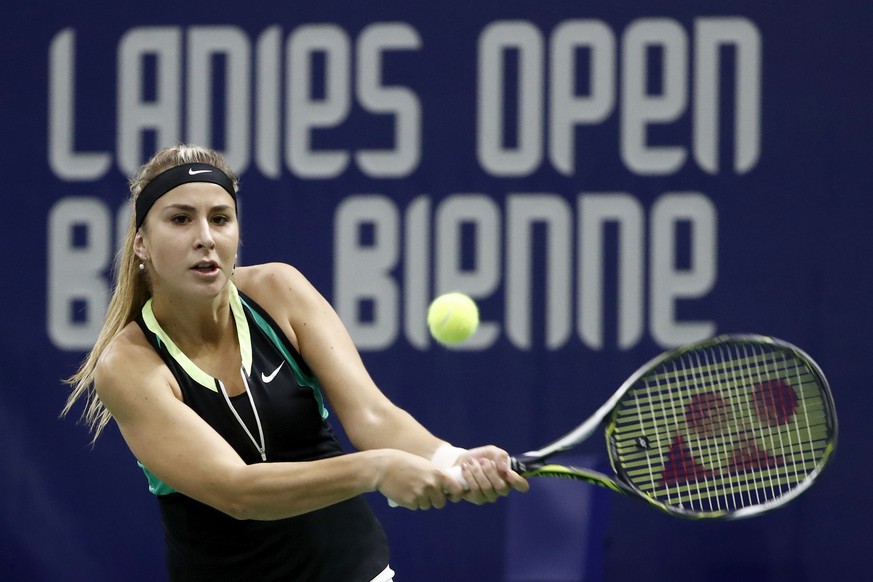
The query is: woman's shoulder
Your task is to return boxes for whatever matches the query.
[235,262,303,287]
[94,321,168,399]
[94,321,184,423]
[234,262,318,308]
[97,322,154,374]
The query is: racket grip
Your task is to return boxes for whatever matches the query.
[387,465,468,508]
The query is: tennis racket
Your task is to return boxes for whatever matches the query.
[507,334,836,519]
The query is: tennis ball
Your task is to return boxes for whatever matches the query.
[427,292,479,345]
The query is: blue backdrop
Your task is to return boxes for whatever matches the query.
[2,1,870,580]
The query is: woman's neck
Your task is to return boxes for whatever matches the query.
[149,285,235,351]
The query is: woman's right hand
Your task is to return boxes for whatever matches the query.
[373,450,466,510]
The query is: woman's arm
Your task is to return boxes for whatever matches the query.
[236,263,529,502]
[237,264,447,456]
[96,324,464,518]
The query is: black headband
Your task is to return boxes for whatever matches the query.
[135,163,236,228]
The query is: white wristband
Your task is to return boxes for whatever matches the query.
[430,443,467,468]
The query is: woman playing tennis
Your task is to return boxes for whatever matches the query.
[64,144,528,581]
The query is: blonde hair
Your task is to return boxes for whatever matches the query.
[62,144,239,441]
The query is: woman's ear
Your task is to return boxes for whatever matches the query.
[133,232,148,261]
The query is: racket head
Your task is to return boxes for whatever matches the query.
[605,334,837,519]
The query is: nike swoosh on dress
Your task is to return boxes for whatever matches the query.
[261,361,285,383]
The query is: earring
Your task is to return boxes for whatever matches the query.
[138,262,145,271]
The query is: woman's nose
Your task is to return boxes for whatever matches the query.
[195,219,216,249]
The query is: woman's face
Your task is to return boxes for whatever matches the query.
[134,182,239,300]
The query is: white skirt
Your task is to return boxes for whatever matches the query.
[371,565,395,582]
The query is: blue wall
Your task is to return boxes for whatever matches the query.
[2,1,870,580]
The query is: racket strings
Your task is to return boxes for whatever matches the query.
[610,341,832,515]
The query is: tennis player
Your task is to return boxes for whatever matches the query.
[64,144,528,581]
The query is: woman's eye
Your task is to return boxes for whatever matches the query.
[171,215,190,224]
[212,215,230,225]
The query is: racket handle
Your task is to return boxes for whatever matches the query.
[387,465,467,508]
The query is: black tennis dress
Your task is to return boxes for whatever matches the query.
[135,284,390,581]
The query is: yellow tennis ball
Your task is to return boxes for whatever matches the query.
[427,292,479,345]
